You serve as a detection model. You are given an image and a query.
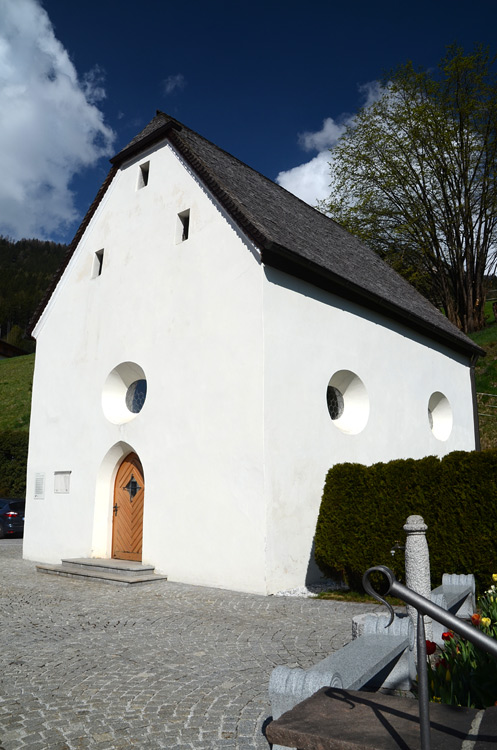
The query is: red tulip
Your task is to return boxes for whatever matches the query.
[471,613,481,626]
[425,640,437,655]
[442,631,454,641]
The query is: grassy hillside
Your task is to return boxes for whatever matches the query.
[0,354,35,432]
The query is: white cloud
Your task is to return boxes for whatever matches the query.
[358,80,384,108]
[0,0,115,240]
[163,73,186,95]
[298,117,348,152]
[276,82,385,207]
[276,150,333,207]
[276,116,348,205]
[82,64,107,104]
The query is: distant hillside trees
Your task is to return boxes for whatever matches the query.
[0,236,67,350]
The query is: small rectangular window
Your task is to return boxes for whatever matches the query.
[54,471,71,494]
[137,161,150,189]
[176,209,190,243]
[92,249,104,278]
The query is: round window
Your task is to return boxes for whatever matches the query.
[102,363,147,424]
[326,370,369,435]
[428,392,452,441]
[126,380,147,414]
[327,386,345,421]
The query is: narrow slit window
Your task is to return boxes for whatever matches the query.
[137,161,150,189]
[92,249,104,278]
[177,209,190,242]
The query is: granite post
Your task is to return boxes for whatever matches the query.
[404,514,432,656]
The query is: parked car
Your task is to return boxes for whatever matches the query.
[0,498,25,538]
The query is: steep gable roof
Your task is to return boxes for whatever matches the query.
[32,111,483,358]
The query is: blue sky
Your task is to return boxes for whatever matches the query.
[1,0,497,243]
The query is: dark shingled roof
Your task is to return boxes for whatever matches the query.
[33,111,483,358]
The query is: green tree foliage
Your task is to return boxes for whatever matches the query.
[5,325,25,349]
[321,45,497,333]
[0,235,67,348]
[0,431,29,497]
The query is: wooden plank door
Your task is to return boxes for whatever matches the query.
[112,453,144,561]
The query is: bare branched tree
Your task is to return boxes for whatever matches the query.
[321,45,497,333]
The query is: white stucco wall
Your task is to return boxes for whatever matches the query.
[24,138,478,597]
[24,141,267,593]
[262,268,477,594]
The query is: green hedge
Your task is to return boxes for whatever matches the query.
[315,451,497,594]
[0,430,29,497]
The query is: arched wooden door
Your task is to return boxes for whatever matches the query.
[112,453,144,561]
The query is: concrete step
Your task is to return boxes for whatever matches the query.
[62,557,157,575]
[266,686,497,749]
[36,557,168,586]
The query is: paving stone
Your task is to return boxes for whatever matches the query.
[0,539,384,749]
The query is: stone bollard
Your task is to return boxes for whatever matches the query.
[404,515,432,656]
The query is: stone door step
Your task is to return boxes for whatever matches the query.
[36,557,168,586]
[266,687,497,749]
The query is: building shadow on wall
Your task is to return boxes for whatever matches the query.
[305,537,345,591]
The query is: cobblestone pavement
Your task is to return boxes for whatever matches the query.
[0,540,383,750]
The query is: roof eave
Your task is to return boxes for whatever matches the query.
[110,120,182,167]
[262,243,485,360]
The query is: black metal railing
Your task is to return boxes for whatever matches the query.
[363,565,497,750]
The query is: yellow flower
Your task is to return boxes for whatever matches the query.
[493,574,497,582]
[482,617,491,627]
[446,669,451,682]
